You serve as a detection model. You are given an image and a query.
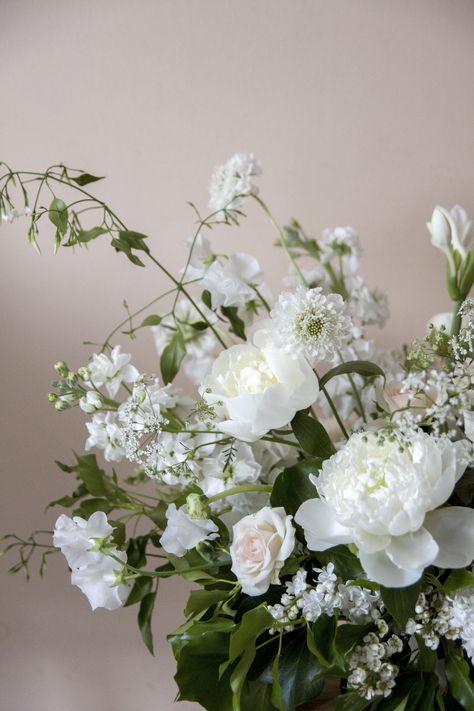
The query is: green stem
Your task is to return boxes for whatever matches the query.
[208,483,273,504]
[321,384,349,440]
[451,298,464,337]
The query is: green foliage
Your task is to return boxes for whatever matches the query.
[184,588,231,616]
[444,569,474,596]
[70,172,104,186]
[125,576,153,607]
[334,691,371,710]
[446,653,474,711]
[380,579,423,626]
[274,632,325,710]
[160,331,186,384]
[138,590,157,654]
[334,623,373,659]
[319,360,385,389]
[316,546,365,580]
[111,230,150,267]
[221,305,246,339]
[291,412,336,459]
[306,614,342,668]
[270,459,321,516]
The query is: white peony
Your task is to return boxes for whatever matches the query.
[295,430,474,587]
[160,503,219,557]
[86,346,139,398]
[201,322,320,442]
[230,506,295,596]
[53,512,128,611]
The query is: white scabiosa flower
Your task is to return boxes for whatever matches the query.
[230,506,295,596]
[295,430,474,588]
[86,346,139,398]
[270,287,354,365]
[201,321,319,441]
[160,503,219,557]
[208,152,261,222]
[53,512,128,611]
[85,412,125,462]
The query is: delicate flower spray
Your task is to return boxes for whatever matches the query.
[2,154,474,710]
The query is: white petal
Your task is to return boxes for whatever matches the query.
[386,528,438,570]
[424,507,474,569]
[359,549,424,588]
[295,499,352,551]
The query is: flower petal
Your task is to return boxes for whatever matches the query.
[295,499,352,551]
[358,549,424,588]
[386,528,438,571]
[424,507,474,569]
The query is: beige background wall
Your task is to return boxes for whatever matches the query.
[1,1,473,709]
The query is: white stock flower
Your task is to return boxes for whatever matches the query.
[230,506,295,596]
[87,346,139,398]
[79,390,102,414]
[53,512,128,611]
[295,430,474,587]
[201,321,320,441]
[160,503,219,557]
[85,412,125,462]
[319,226,362,264]
[201,252,266,316]
[208,153,261,221]
[270,287,353,365]
[200,441,261,498]
[427,205,472,261]
[346,276,390,327]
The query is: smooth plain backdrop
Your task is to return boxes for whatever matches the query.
[1,1,473,710]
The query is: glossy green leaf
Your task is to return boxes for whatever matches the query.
[48,197,68,235]
[277,632,325,710]
[184,588,230,616]
[307,614,340,668]
[319,360,385,389]
[335,622,373,658]
[291,412,336,458]
[381,579,423,626]
[270,459,321,516]
[229,605,273,709]
[138,591,157,654]
[160,331,186,384]
[446,653,474,711]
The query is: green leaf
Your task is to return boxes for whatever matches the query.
[48,197,68,235]
[138,591,157,654]
[415,636,436,672]
[70,172,104,186]
[335,691,371,710]
[381,579,423,626]
[125,576,153,607]
[140,314,162,327]
[229,605,273,709]
[221,305,246,339]
[460,249,474,296]
[46,482,88,510]
[160,331,186,384]
[111,238,146,267]
[335,622,373,658]
[444,568,474,596]
[270,459,321,517]
[184,588,230,616]
[446,653,474,711]
[74,497,113,517]
[316,546,365,580]
[117,230,149,252]
[75,453,114,497]
[202,289,213,309]
[75,226,108,243]
[319,360,385,389]
[307,615,340,668]
[271,652,287,711]
[291,412,336,458]
[126,535,149,568]
[277,632,325,710]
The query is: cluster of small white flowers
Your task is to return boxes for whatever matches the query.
[208,152,261,222]
[348,630,401,700]
[270,287,354,365]
[267,564,382,632]
[404,586,474,657]
[0,205,31,223]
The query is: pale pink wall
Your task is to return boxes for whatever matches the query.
[1,1,473,709]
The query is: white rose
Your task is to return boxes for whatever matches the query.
[230,506,295,596]
[376,379,433,415]
[201,322,320,442]
[295,430,474,588]
[160,503,219,557]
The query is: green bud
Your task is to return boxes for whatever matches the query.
[47,392,58,402]
[78,366,90,380]
[185,493,210,520]
[54,361,69,376]
[55,398,70,412]
[66,371,79,385]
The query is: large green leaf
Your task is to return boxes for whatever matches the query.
[74,453,115,497]
[48,197,68,235]
[291,412,335,459]
[443,568,474,596]
[307,615,341,668]
[270,459,321,517]
[334,622,373,659]
[446,653,474,711]
[229,605,273,709]
[160,331,186,384]
[184,588,230,616]
[319,360,385,389]
[276,632,325,710]
[316,546,365,581]
[381,579,423,626]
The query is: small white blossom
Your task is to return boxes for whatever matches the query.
[85,412,125,462]
[86,346,139,398]
[160,503,219,557]
[450,586,474,661]
[201,252,267,321]
[319,226,362,264]
[79,390,102,414]
[270,287,354,365]
[208,153,261,222]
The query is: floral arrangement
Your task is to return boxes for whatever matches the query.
[2,155,474,711]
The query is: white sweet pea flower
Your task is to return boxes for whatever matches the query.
[86,346,139,398]
[230,506,295,596]
[200,441,262,498]
[208,152,261,221]
[70,549,128,611]
[201,321,320,442]
[53,512,128,611]
[160,503,219,557]
[85,412,125,462]
[427,205,472,261]
[295,430,474,588]
[79,390,102,414]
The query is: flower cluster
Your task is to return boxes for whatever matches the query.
[348,629,402,700]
